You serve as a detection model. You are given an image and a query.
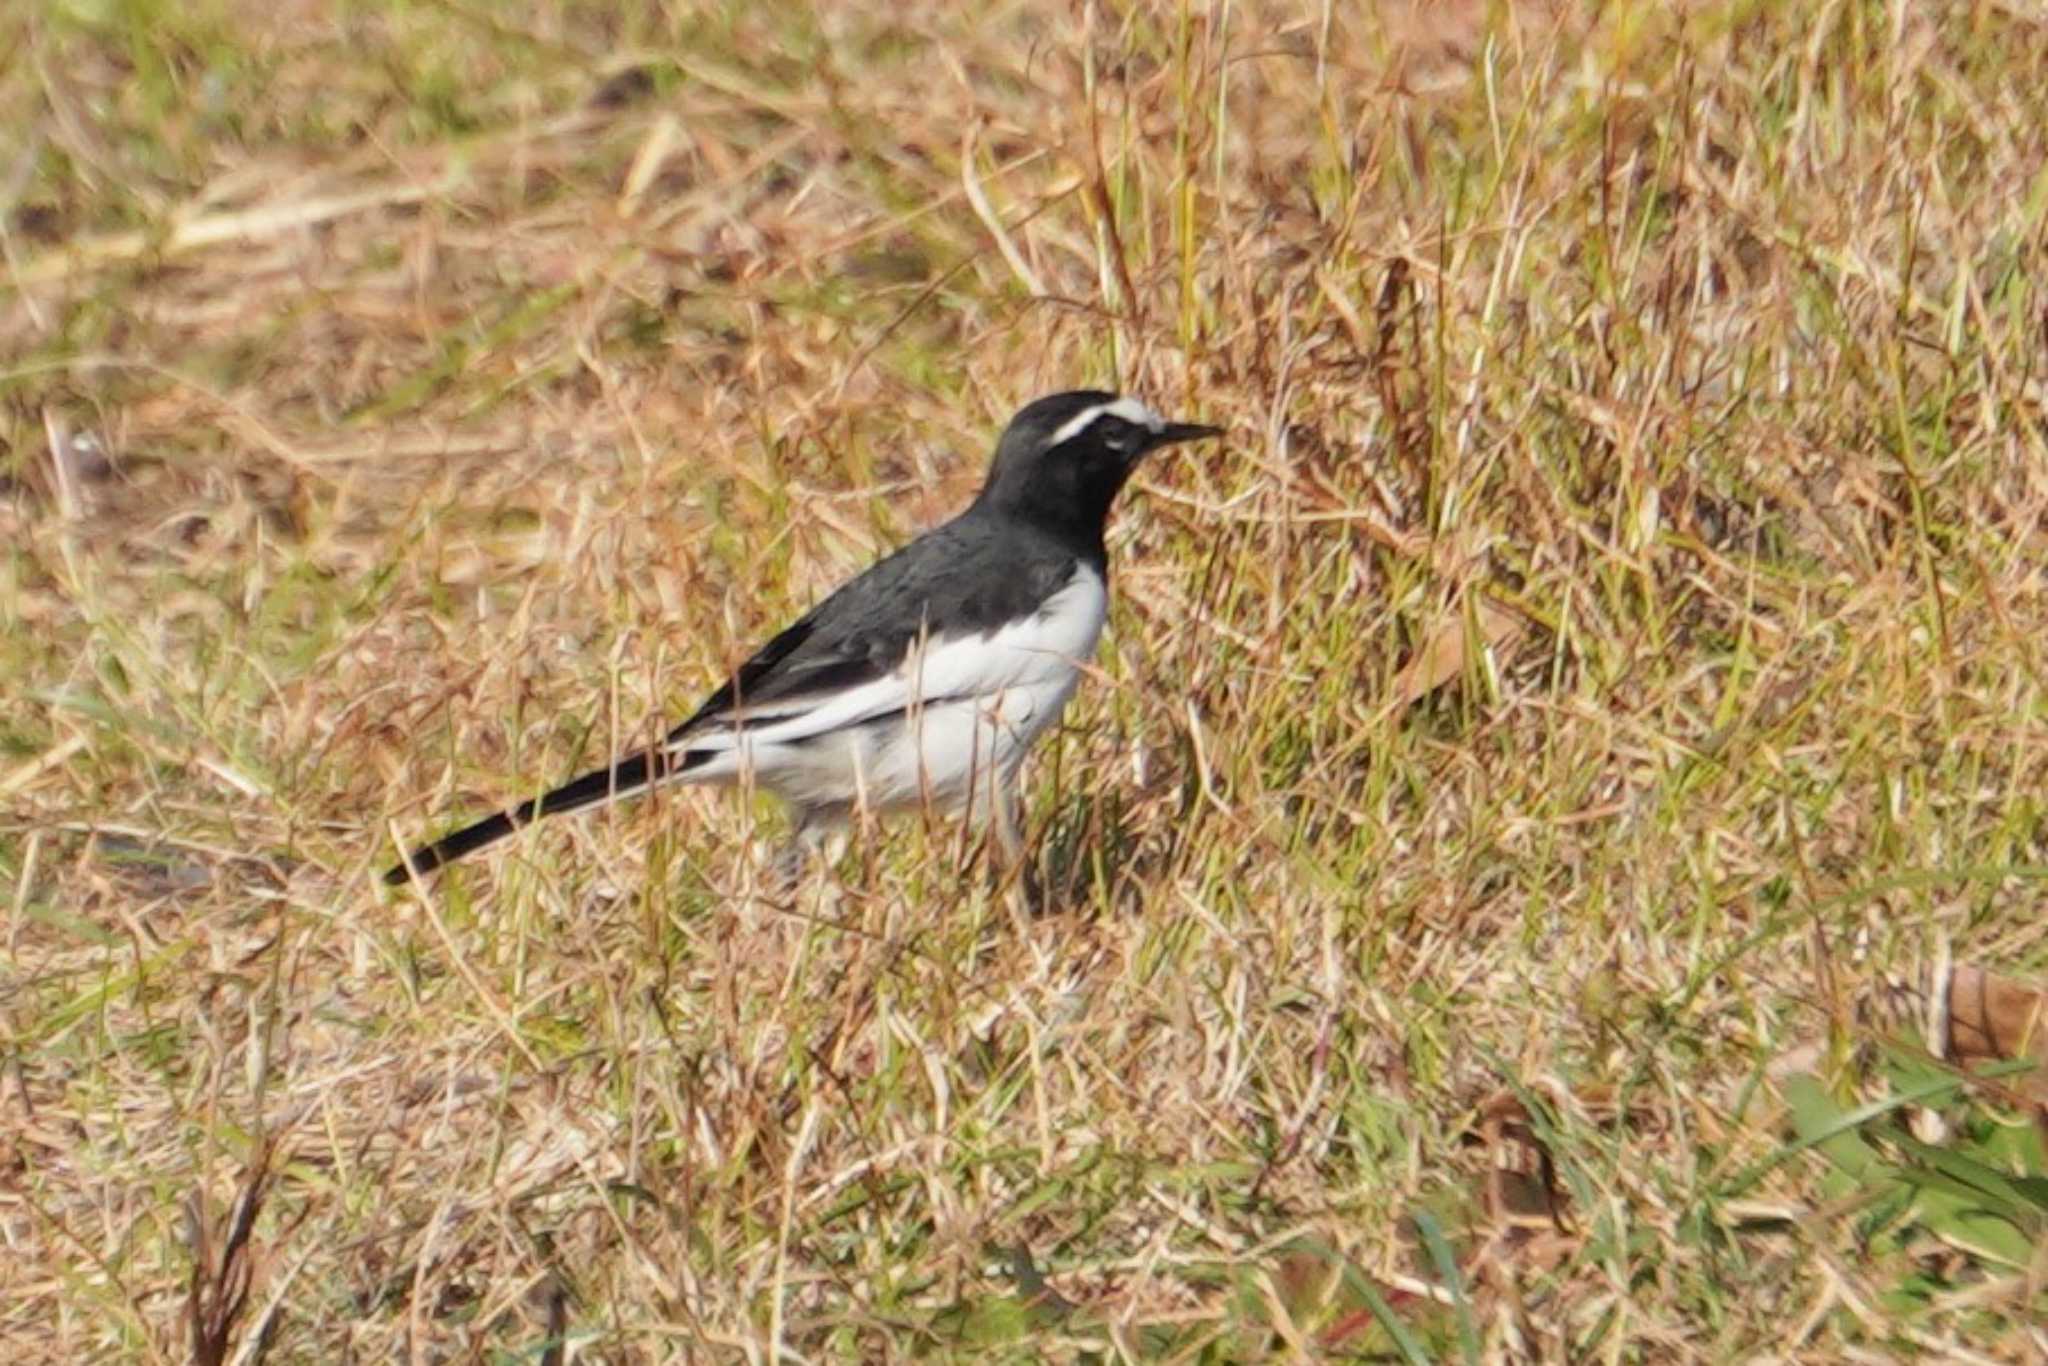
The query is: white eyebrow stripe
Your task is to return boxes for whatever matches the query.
[1047,395,1165,447]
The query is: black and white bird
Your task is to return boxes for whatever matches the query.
[383,391,1220,885]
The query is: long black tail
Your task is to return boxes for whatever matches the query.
[383,751,665,884]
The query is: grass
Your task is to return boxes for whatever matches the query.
[5,0,2048,1358]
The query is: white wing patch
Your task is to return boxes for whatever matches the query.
[1046,395,1165,448]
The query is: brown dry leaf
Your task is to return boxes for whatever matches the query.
[1387,599,1525,710]
[1466,1089,1571,1233]
[1461,1085,1664,1226]
[1944,966,2048,1105]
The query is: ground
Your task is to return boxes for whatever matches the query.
[4,0,2047,1359]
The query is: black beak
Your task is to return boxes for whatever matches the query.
[1149,420,1223,450]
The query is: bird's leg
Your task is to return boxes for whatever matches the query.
[771,803,849,892]
[767,836,807,894]
[984,776,1044,919]
[985,782,1020,866]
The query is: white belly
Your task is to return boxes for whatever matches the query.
[795,668,1085,812]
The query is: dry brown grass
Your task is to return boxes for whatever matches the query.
[6,0,2048,1359]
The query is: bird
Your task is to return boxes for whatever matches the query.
[382,391,1221,886]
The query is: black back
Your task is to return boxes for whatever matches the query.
[671,507,1083,738]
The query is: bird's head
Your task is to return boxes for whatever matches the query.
[975,390,1220,544]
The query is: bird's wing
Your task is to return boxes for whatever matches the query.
[666,545,1104,755]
